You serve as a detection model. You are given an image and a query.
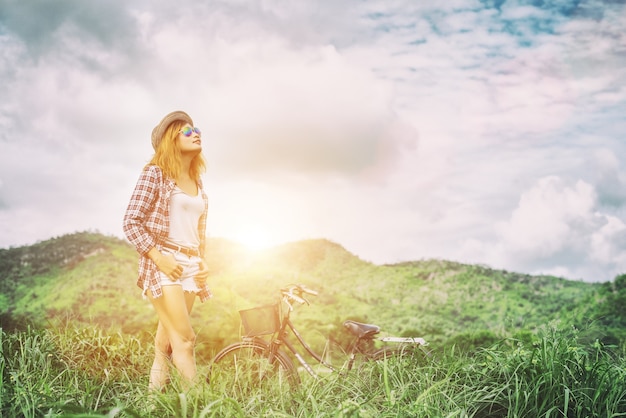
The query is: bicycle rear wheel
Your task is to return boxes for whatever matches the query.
[209,339,299,393]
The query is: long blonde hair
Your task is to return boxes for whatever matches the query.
[149,120,206,180]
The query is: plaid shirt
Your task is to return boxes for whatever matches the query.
[123,165,212,302]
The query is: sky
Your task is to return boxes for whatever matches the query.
[0,0,625,282]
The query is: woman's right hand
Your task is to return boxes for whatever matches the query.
[148,248,183,281]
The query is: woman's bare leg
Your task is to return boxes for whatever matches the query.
[149,321,172,390]
[148,287,197,388]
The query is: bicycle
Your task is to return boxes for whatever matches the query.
[208,284,429,389]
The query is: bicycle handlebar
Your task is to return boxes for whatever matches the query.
[280,284,318,307]
[298,284,319,297]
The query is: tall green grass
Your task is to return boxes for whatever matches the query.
[0,324,625,417]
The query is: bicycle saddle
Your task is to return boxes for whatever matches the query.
[343,320,380,339]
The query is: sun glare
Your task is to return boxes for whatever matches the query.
[233,225,279,252]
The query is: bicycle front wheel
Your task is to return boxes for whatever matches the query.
[209,339,299,393]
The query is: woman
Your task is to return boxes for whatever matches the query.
[123,110,211,390]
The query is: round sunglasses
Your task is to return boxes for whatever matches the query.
[179,126,202,137]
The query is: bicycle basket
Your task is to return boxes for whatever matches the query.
[239,303,280,337]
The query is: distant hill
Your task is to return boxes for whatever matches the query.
[0,232,623,354]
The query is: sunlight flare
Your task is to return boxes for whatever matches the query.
[232,225,281,252]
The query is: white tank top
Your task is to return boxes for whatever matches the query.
[167,185,204,249]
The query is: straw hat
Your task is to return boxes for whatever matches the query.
[151,111,193,150]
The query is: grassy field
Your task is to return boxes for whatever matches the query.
[1,323,625,417]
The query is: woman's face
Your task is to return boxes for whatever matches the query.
[177,123,202,155]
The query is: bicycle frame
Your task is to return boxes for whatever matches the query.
[261,302,401,379]
[270,316,338,379]
[245,294,341,380]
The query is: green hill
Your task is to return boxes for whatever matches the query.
[0,232,622,355]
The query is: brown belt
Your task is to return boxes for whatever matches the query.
[162,242,200,257]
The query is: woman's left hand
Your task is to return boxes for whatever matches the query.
[194,259,210,287]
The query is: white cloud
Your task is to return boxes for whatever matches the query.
[590,215,626,264]
[496,177,596,256]
[462,176,626,281]
[206,40,416,177]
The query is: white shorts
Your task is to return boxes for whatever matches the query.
[157,248,203,293]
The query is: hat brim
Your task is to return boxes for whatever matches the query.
[151,111,194,150]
